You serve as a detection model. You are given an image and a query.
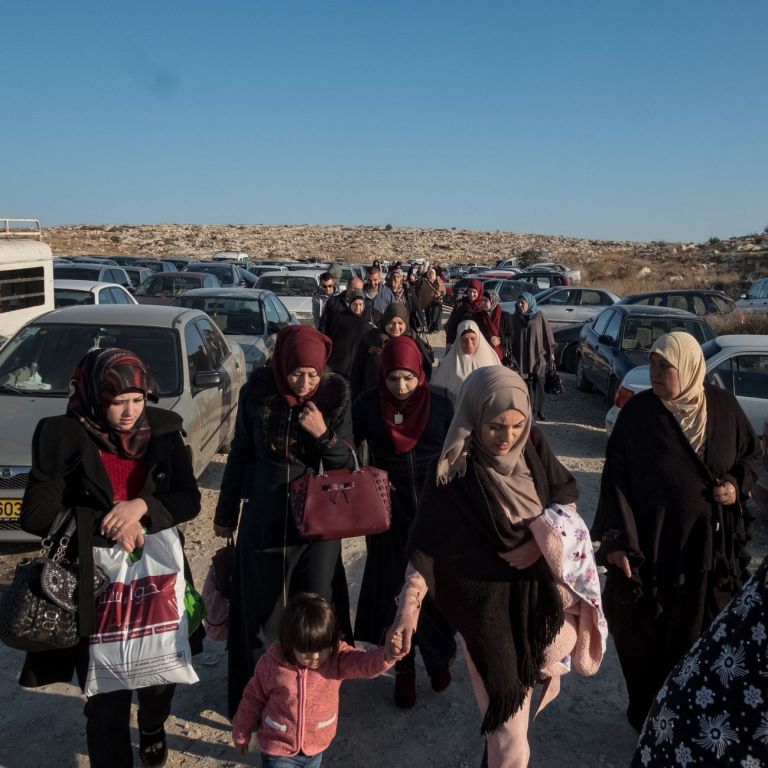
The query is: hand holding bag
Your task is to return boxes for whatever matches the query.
[202,536,234,642]
[544,362,563,396]
[0,510,107,652]
[290,450,391,541]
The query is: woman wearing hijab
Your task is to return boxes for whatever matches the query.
[350,303,433,399]
[510,292,555,421]
[445,278,485,348]
[353,337,456,708]
[325,289,376,380]
[20,348,201,768]
[431,319,501,404]
[386,366,606,768]
[477,289,505,360]
[591,332,761,732]
[214,325,355,716]
[418,267,446,333]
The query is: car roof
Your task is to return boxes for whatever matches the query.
[619,289,731,300]
[258,270,323,277]
[714,334,768,348]
[152,271,211,279]
[30,304,201,326]
[178,287,271,298]
[611,304,701,317]
[54,279,127,291]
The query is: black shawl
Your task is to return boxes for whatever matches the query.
[407,429,578,733]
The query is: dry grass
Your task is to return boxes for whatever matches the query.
[708,312,768,335]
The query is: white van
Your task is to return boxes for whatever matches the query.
[0,219,54,345]
[212,250,250,262]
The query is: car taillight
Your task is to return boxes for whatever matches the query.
[614,387,634,408]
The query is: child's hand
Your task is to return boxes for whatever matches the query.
[385,630,406,662]
[235,743,248,755]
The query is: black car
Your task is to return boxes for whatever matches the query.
[552,322,583,373]
[575,305,716,402]
[617,289,737,320]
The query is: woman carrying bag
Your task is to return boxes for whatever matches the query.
[214,324,355,718]
[18,348,202,768]
[353,336,456,708]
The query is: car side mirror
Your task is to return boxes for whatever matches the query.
[267,321,285,335]
[194,371,221,389]
[597,334,615,346]
[740,294,747,299]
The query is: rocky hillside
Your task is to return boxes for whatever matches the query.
[45,223,767,290]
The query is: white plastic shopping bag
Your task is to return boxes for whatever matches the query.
[84,527,199,696]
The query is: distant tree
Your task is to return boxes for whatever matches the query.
[707,236,721,245]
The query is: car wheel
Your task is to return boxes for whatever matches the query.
[563,343,577,374]
[607,377,618,405]
[575,356,593,392]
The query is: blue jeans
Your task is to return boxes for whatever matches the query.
[261,752,323,768]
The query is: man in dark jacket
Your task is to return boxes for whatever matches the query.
[312,271,337,329]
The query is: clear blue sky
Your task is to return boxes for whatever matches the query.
[2,1,766,241]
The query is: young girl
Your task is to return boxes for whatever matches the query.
[232,593,401,766]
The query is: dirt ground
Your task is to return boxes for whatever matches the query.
[1,352,765,768]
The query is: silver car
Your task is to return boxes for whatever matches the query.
[605,334,768,433]
[736,278,768,313]
[174,287,298,374]
[0,304,246,541]
[255,271,324,324]
[518,287,620,325]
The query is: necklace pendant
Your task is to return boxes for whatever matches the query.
[394,413,404,425]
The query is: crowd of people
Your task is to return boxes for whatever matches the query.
[12,266,767,767]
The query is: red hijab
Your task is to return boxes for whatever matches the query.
[67,348,157,459]
[465,278,485,312]
[272,325,332,407]
[378,336,430,454]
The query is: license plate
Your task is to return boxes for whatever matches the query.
[0,499,22,520]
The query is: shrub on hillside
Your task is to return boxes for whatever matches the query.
[708,312,768,336]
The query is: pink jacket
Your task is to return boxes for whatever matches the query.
[232,641,393,757]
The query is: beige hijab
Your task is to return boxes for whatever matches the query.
[431,319,501,404]
[436,366,542,520]
[650,331,708,455]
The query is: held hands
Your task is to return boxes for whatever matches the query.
[298,401,327,439]
[606,550,632,579]
[713,481,737,506]
[385,630,406,663]
[385,612,416,660]
[491,336,501,347]
[101,499,147,553]
[498,538,542,569]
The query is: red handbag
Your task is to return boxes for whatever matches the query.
[290,450,392,541]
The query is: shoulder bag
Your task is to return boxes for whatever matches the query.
[0,509,107,652]
[290,449,392,541]
[544,362,563,396]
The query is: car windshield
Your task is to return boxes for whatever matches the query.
[189,265,235,285]
[0,324,181,396]
[138,261,164,273]
[620,317,714,351]
[176,296,264,335]
[256,276,317,297]
[135,275,204,297]
[54,266,101,280]
[54,289,95,308]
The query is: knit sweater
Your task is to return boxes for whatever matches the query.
[232,641,393,757]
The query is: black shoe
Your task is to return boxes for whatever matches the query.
[536,413,546,421]
[140,727,168,768]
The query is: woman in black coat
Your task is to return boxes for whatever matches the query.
[19,348,201,768]
[214,325,355,717]
[591,332,761,731]
[350,302,433,399]
[353,336,455,708]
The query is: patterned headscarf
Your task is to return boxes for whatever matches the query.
[650,332,708,455]
[67,348,157,459]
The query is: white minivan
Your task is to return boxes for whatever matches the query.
[0,218,55,346]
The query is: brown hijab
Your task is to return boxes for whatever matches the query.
[67,348,157,459]
[437,365,542,521]
[271,325,333,407]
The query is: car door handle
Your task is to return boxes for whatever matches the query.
[565,308,574,312]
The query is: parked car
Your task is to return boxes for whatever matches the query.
[53,262,133,292]
[0,304,246,541]
[73,255,120,266]
[606,335,768,433]
[575,305,716,403]
[54,279,138,307]
[183,262,257,288]
[249,263,288,278]
[163,256,197,271]
[618,289,739,322]
[512,271,572,290]
[449,276,539,305]
[174,287,298,375]
[474,269,523,279]
[521,262,581,283]
[135,259,178,273]
[551,322,584,373]
[736,278,768,313]
[108,255,145,266]
[123,265,154,290]
[134,272,222,304]
[212,251,250,262]
[510,287,620,325]
[254,271,324,323]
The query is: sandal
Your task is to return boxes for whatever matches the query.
[139,727,168,768]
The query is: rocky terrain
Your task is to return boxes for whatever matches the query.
[46,223,768,292]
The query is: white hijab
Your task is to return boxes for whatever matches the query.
[432,319,501,404]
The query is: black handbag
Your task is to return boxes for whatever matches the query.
[544,362,563,396]
[0,510,106,652]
